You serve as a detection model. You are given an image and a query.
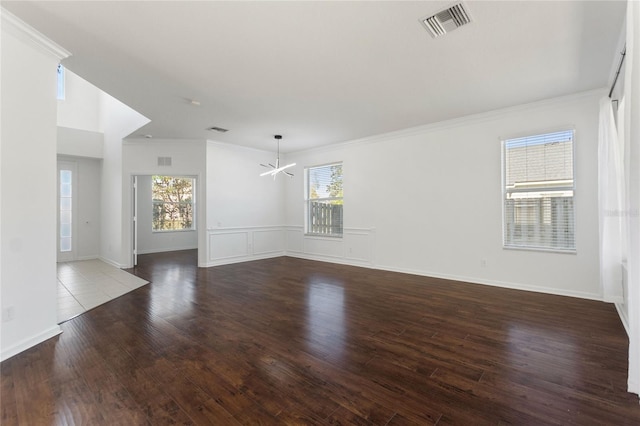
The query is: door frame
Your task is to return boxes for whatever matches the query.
[127,173,203,268]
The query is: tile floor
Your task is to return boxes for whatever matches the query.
[57,259,148,323]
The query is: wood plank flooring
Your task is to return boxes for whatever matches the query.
[2,249,640,425]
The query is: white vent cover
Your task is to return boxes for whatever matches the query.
[157,156,172,166]
[421,3,471,38]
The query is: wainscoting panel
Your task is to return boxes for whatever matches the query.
[209,231,248,261]
[285,226,375,266]
[286,227,304,254]
[304,236,344,259]
[344,229,375,264]
[206,226,375,267]
[206,227,286,266]
[253,228,285,256]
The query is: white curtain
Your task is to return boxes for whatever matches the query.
[598,96,625,302]
[624,0,640,397]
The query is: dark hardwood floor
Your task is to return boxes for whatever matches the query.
[2,249,640,425]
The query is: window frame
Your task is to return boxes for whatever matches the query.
[151,176,196,233]
[305,162,343,238]
[501,129,576,253]
[57,64,65,101]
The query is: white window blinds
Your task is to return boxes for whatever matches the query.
[503,130,575,251]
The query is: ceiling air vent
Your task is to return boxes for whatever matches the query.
[207,126,229,133]
[421,3,471,38]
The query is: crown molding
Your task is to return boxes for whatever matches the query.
[1,7,71,60]
[290,88,605,156]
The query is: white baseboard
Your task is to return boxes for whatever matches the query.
[615,303,630,337]
[284,253,602,302]
[286,252,374,268]
[137,246,197,255]
[203,251,285,267]
[1,325,62,362]
[99,256,126,269]
[374,263,602,301]
[76,255,99,261]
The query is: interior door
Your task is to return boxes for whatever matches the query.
[57,160,77,262]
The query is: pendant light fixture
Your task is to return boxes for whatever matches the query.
[260,135,296,179]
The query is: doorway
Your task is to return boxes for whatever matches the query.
[132,175,198,266]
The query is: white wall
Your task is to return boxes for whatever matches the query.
[121,139,286,267]
[122,139,207,267]
[57,156,102,260]
[1,10,69,360]
[57,127,103,159]
[57,69,102,132]
[136,175,197,254]
[54,64,148,267]
[99,94,149,267]
[284,90,603,300]
[205,141,286,266]
[623,0,640,395]
[206,141,285,228]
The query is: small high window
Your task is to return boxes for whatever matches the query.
[57,64,65,100]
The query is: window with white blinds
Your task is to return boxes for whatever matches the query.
[306,163,343,236]
[503,130,575,251]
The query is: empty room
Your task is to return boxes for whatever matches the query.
[2,0,640,424]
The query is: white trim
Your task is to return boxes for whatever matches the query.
[204,251,285,268]
[208,225,600,302]
[0,326,62,362]
[286,252,373,268]
[1,8,71,60]
[99,256,126,269]
[289,89,605,155]
[279,254,602,301]
[137,246,197,255]
[124,172,205,269]
[616,302,631,337]
[207,225,287,232]
[206,226,286,267]
[75,255,100,261]
[373,263,602,301]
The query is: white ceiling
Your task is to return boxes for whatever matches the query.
[2,1,626,152]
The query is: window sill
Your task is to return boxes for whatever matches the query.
[503,245,576,254]
[304,233,343,240]
[152,229,196,234]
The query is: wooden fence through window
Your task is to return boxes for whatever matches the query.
[309,201,343,235]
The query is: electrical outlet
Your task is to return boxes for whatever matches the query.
[2,306,15,323]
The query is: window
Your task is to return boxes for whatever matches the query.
[57,64,65,100]
[503,130,575,251]
[152,176,195,231]
[59,169,72,252]
[306,163,343,237]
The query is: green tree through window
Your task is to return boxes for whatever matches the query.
[152,176,195,231]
